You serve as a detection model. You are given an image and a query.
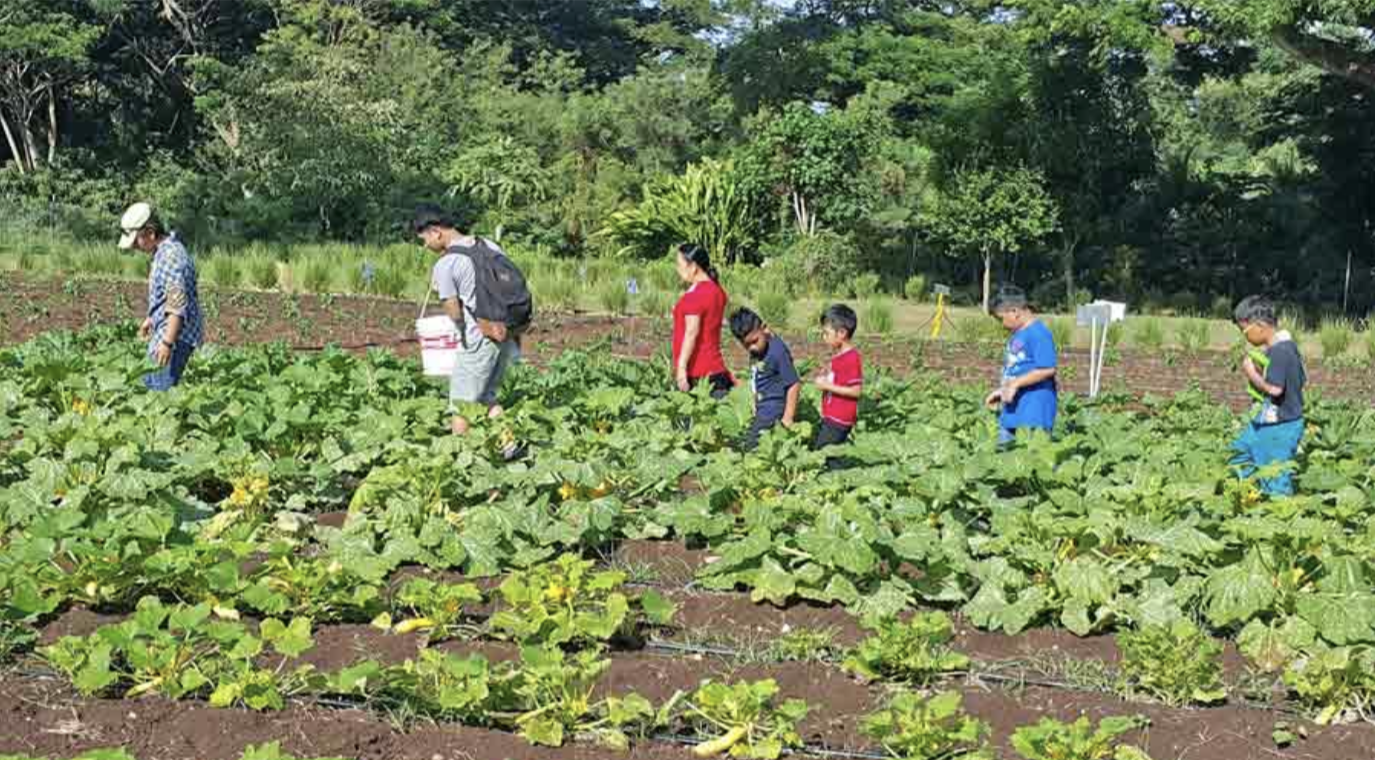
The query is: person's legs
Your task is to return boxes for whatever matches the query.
[741,416,778,452]
[449,339,500,435]
[143,344,194,391]
[1229,422,1260,481]
[707,372,734,400]
[479,339,521,416]
[1252,419,1304,496]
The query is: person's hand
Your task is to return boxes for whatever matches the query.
[781,416,794,428]
[154,341,172,367]
[984,390,1002,410]
[1242,355,1257,376]
[139,319,153,341]
[813,376,830,392]
[1000,382,1017,405]
[676,371,691,393]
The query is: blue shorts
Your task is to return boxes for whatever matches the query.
[1231,418,1303,496]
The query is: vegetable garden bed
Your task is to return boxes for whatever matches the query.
[7,320,1375,760]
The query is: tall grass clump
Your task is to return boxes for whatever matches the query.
[1319,318,1354,361]
[204,253,242,289]
[531,272,578,313]
[851,272,882,299]
[1048,317,1074,350]
[1175,318,1211,353]
[1131,317,1165,350]
[953,314,1005,345]
[597,280,631,315]
[300,256,335,294]
[755,288,791,330]
[862,297,895,335]
[639,288,674,319]
[904,274,927,302]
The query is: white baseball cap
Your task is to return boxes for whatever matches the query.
[118,202,155,249]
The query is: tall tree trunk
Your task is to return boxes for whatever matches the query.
[20,121,41,170]
[45,83,57,166]
[1061,235,1079,308]
[0,110,24,175]
[982,249,992,314]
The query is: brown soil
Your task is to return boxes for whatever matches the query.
[6,272,1375,408]
[38,608,127,646]
[611,539,715,589]
[0,674,698,760]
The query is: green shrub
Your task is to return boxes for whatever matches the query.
[851,272,882,299]
[953,315,1006,345]
[862,297,895,335]
[1319,318,1354,360]
[245,254,280,290]
[1117,620,1226,707]
[1211,294,1234,319]
[843,613,969,684]
[205,254,242,288]
[755,288,791,330]
[533,273,579,312]
[1047,318,1074,350]
[639,288,674,319]
[1175,318,1211,353]
[1105,322,1124,348]
[1011,716,1150,760]
[904,274,927,302]
[861,691,992,760]
[1130,317,1165,350]
[775,230,863,295]
[597,280,631,315]
[300,258,334,294]
[1365,327,1375,363]
[373,265,409,299]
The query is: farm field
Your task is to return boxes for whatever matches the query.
[6,304,1375,760]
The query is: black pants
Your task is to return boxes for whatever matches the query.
[741,415,783,451]
[813,419,852,471]
[693,372,735,400]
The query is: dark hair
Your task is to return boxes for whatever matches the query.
[730,307,764,342]
[677,243,719,283]
[142,214,166,237]
[990,285,1029,314]
[1233,295,1277,326]
[411,203,460,234]
[820,303,858,339]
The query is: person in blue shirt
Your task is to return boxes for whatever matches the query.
[730,307,800,451]
[118,202,203,391]
[984,288,1057,445]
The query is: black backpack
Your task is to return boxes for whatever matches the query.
[453,238,533,344]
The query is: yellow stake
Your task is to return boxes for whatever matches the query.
[930,292,948,340]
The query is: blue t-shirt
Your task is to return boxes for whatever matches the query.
[752,334,800,422]
[1000,320,1058,431]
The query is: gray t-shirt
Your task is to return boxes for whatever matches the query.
[1261,338,1305,424]
[431,246,484,349]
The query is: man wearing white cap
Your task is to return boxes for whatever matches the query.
[118,202,203,390]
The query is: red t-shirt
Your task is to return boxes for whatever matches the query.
[821,348,863,427]
[672,279,730,380]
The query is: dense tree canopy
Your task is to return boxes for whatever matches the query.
[5,0,1375,314]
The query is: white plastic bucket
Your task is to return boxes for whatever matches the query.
[416,316,459,377]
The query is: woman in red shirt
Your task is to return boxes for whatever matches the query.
[671,244,734,398]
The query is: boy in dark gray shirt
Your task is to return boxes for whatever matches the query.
[1232,296,1306,496]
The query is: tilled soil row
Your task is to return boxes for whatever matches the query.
[6,272,1374,407]
[27,597,1363,760]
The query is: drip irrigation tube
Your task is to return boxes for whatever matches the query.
[651,733,891,760]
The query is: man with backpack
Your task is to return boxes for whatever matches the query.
[413,205,533,444]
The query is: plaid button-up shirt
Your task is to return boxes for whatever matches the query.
[147,234,203,352]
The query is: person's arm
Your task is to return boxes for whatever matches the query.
[443,296,464,325]
[677,315,700,391]
[782,382,800,426]
[1244,353,1284,398]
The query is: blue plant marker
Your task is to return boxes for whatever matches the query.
[362,261,376,287]
[626,277,639,295]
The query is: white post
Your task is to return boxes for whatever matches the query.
[1089,317,1099,399]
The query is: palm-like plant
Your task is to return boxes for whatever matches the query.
[597,158,757,264]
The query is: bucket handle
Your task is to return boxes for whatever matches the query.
[417,286,431,322]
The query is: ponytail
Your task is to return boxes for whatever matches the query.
[678,243,718,283]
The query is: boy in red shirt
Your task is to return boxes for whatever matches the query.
[813,304,863,451]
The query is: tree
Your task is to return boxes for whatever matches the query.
[0,2,99,173]
[446,135,548,242]
[921,165,1059,312]
[737,99,887,237]
[1191,0,1375,91]
[597,157,759,264]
